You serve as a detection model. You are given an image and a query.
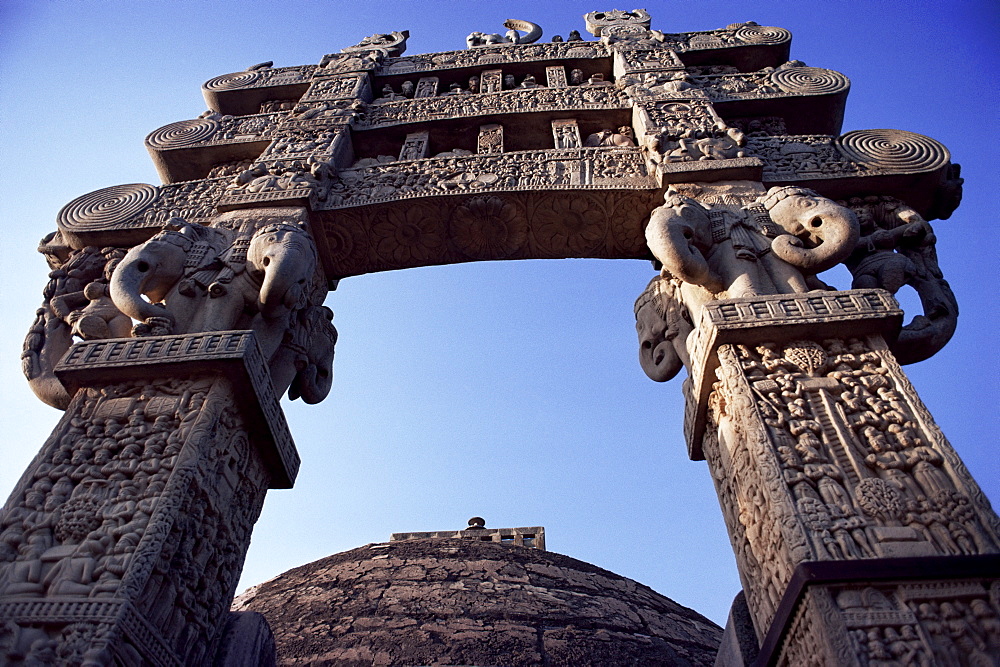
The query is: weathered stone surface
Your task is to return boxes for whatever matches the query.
[233,539,722,666]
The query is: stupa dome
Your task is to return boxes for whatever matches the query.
[233,537,722,666]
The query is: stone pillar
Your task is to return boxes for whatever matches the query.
[0,331,296,665]
[687,291,1000,665]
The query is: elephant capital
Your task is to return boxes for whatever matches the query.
[104,208,334,402]
[645,184,860,301]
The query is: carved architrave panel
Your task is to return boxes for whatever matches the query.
[312,189,660,278]
[55,184,164,248]
[203,66,317,94]
[320,148,654,211]
[375,42,607,77]
[358,86,629,129]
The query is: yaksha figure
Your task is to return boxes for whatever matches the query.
[645,185,860,302]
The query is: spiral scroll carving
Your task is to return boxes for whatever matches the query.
[835,129,950,172]
[203,70,261,91]
[145,118,219,150]
[57,183,159,232]
[734,25,791,45]
[770,67,849,95]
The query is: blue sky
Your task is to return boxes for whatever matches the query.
[0,1,997,625]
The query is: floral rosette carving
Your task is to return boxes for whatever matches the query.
[319,210,371,276]
[530,193,608,257]
[610,192,659,255]
[449,196,526,260]
[372,203,445,267]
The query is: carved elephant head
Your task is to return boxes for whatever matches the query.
[762,186,860,274]
[634,276,691,382]
[644,194,725,294]
[109,222,204,334]
[246,222,318,320]
[287,305,338,404]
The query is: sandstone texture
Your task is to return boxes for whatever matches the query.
[232,539,722,666]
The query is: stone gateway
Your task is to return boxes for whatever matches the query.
[2,9,996,666]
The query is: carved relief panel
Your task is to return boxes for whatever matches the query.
[480,69,503,94]
[477,124,503,154]
[399,131,431,161]
[413,76,439,98]
[546,65,568,88]
[551,119,582,149]
[701,334,1000,639]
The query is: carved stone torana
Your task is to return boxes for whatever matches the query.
[8,8,985,665]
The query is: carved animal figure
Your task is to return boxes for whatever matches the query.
[109,218,319,364]
[634,275,692,382]
[584,127,636,147]
[645,186,860,300]
[665,128,745,162]
[269,305,338,404]
[467,20,542,47]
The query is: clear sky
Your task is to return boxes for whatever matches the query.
[0,1,997,626]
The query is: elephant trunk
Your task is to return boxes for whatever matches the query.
[645,205,724,292]
[109,244,181,330]
[640,338,684,383]
[249,225,317,319]
[257,257,306,319]
[770,205,860,274]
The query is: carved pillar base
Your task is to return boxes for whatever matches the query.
[0,332,297,666]
[685,290,1000,665]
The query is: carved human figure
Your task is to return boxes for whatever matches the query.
[645,186,860,304]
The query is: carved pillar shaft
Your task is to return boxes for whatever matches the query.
[687,290,1000,664]
[0,332,296,665]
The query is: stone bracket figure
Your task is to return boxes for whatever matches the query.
[842,195,958,364]
[22,236,131,409]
